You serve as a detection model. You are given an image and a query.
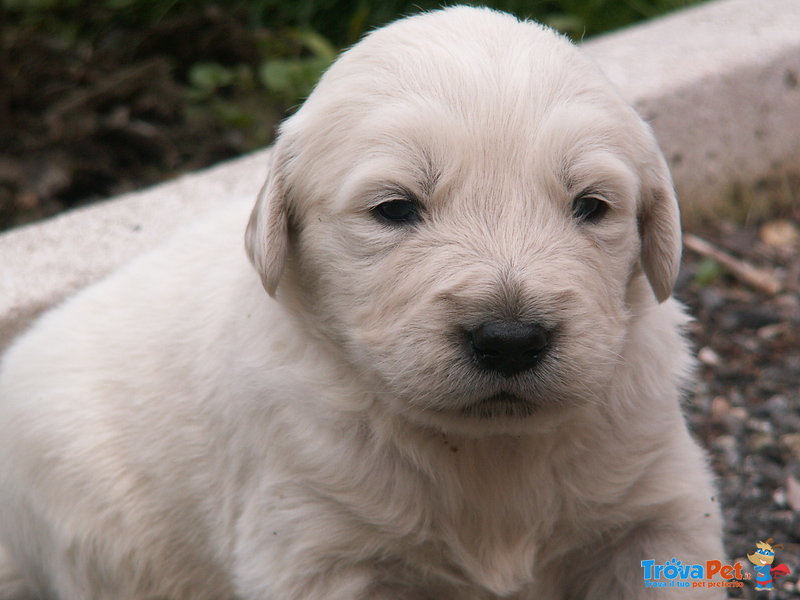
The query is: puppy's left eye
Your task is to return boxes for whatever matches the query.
[571,194,609,223]
[373,199,421,224]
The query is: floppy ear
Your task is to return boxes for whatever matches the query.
[638,158,682,303]
[245,147,290,297]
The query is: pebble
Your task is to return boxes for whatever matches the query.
[680,236,800,600]
[710,395,730,420]
[747,432,776,453]
[698,346,722,367]
[758,322,791,340]
[728,407,748,422]
[746,418,773,435]
[780,433,800,459]
[711,435,740,470]
[785,475,800,512]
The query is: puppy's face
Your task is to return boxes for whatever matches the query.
[247,8,681,434]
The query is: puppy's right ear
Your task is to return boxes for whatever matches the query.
[245,147,290,297]
[637,154,682,304]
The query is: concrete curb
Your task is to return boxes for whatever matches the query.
[582,0,800,222]
[1,0,798,350]
[0,151,270,349]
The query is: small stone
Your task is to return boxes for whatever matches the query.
[728,407,748,421]
[786,475,800,512]
[723,408,748,436]
[711,435,739,470]
[698,346,721,367]
[746,418,773,434]
[757,322,790,340]
[747,432,775,453]
[780,433,800,459]
[710,396,730,420]
[760,219,799,249]
[765,395,789,415]
[775,292,800,312]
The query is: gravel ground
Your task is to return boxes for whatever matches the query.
[677,219,800,598]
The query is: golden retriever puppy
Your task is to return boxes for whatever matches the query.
[0,7,723,599]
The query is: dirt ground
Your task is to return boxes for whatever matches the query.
[3,8,800,596]
[0,5,282,231]
[677,220,800,597]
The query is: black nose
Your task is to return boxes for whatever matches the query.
[468,321,550,377]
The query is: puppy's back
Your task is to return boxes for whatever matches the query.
[0,199,261,600]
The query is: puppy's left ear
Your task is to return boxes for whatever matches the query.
[245,146,290,297]
[638,156,682,303]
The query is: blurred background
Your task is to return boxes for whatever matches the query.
[0,0,702,229]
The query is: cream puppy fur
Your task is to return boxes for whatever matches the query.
[0,7,723,600]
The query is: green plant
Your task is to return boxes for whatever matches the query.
[693,258,724,287]
[4,0,708,150]
[257,28,336,102]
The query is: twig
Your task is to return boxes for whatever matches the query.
[684,233,782,295]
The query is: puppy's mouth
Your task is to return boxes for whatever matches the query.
[459,391,537,419]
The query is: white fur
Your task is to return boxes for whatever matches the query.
[0,7,722,599]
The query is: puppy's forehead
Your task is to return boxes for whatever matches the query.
[293,7,618,128]
[281,7,647,208]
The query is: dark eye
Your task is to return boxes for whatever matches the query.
[373,199,421,224]
[571,194,609,223]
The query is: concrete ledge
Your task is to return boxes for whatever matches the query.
[1,0,799,350]
[582,0,800,222]
[0,151,269,349]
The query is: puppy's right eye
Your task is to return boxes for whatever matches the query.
[373,200,421,224]
[571,194,609,223]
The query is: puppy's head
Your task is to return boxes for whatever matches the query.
[246,7,681,433]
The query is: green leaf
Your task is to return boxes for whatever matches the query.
[189,63,236,95]
[211,100,254,129]
[293,28,337,61]
[259,60,295,94]
[693,258,724,287]
[258,54,331,101]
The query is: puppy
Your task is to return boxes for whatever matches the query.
[0,7,723,599]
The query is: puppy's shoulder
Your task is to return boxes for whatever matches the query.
[0,198,273,414]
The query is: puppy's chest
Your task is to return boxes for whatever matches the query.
[421,504,542,596]
[378,453,574,596]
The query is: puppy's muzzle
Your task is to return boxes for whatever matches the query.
[467,321,550,377]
